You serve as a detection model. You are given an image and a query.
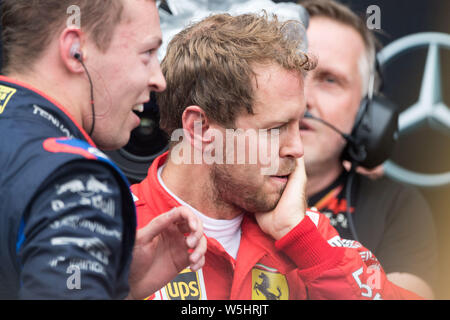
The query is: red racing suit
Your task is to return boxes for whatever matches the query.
[131,153,422,300]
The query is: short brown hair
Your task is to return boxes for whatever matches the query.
[1,0,124,75]
[158,12,314,137]
[299,0,380,94]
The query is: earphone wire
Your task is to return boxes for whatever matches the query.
[76,54,96,137]
[345,162,360,243]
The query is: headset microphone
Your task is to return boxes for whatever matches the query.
[303,110,357,146]
[303,96,398,169]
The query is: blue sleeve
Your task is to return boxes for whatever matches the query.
[17,160,130,299]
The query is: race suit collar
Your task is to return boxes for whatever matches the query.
[0,75,96,147]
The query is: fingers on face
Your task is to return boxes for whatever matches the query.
[294,156,306,177]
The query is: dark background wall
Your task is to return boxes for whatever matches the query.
[277,0,450,299]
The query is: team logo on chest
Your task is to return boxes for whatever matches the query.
[252,263,289,300]
[0,85,17,115]
[147,268,207,300]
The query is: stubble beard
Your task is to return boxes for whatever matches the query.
[209,163,288,216]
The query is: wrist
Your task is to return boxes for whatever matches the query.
[275,216,343,273]
[271,216,303,240]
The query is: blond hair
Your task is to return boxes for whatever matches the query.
[158,12,315,137]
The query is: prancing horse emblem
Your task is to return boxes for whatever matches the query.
[253,273,282,300]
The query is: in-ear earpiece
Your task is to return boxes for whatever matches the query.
[71,42,95,136]
[74,52,82,61]
[70,43,83,61]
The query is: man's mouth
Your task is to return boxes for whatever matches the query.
[132,103,144,113]
[270,174,290,183]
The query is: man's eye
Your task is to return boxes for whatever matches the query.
[142,47,158,57]
[270,125,284,131]
[324,76,336,83]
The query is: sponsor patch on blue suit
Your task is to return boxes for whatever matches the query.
[43,137,130,187]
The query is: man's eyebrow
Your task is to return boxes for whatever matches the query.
[315,67,348,81]
[263,117,300,128]
[142,37,163,48]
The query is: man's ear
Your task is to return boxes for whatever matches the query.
[182,106,213,150]
[59,28,86,73]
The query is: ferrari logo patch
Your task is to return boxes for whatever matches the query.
[0,85,17,115]
[252,263,289,300]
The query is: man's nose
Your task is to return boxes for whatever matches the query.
[149,63,167,93]
[304,77,316,113]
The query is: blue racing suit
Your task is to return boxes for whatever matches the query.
[0,76,136,299]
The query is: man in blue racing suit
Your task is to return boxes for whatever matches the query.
[0,0,206,299]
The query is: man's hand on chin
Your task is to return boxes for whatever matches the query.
[255,157,307,240]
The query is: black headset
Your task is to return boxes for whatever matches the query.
[344,61,399,242]
[305,58,399,242]
[341,58,399,169]
[306,58,399,169]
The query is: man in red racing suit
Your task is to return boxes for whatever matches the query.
[132,153,421,300]
[131,12,422,300]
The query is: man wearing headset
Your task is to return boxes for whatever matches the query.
[298,0,437,298]
[0,0,206,299]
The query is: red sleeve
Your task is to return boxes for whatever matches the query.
[275,210,423,300]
